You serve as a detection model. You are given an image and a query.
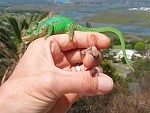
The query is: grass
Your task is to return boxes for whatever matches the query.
[146,43,150,49]
[113,45,121,49]
[84,8,150,27]
[111,32,150,49]
[113,44,150,50]
[3,3,86,12]
[5,4,51,11]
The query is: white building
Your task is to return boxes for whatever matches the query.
[114,49,142,61]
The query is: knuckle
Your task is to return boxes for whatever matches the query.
[87,32,98,46]
[81,74,97,93]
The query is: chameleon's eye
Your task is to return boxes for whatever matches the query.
[26,28,32,34]
[26,30,30,34]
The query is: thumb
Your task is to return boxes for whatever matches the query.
[44,68,114,96]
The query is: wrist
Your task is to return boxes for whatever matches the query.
[0,87,10,113]
[0,84,20,113]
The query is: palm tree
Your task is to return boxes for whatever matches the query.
[0,11,50,85]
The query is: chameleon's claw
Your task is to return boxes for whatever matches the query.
[44,35,49,40]
[66,32,73,41]
[69,36,73,41]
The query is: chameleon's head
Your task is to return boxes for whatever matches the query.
[22,22,39,43]
[26,28,33,35]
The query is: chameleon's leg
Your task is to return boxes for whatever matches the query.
[66,24,75,41]
[44,24,53,39]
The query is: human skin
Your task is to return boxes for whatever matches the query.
[0,31,113,113]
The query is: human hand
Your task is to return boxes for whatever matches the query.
[0,31,113,113]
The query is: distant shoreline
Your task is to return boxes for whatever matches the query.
[1,3,150,38]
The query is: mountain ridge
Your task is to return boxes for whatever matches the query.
[1,0,150,5]
[0,0,49,4]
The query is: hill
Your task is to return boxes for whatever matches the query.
[0,0,49,4]
[2,0,150,5]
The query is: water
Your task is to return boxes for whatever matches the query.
[92,22,150,36]
[57,3,150,37]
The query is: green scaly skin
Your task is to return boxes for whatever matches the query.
[22,15,134,71]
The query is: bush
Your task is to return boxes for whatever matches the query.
[107,89,150,113]
[121,57,127,64]
[101,60,120,82]
[134,41,145,53]
[126,57,150,82]
[68,80,150,113]
[126,44,134,49]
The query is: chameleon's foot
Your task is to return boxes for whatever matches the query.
[66,32,73,41]
[66,24,74,41]
[44,35,50,40]
[44,37,47,40]
[69,37,73,41]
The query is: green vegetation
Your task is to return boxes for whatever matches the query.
[0,3,87,13]
[101,59,120,82]
[0,16,23,73]
[127,57,150,82]
[6,4,51,11]
[134,41,146,53]
[84,8,150,27]
[0,11,49,83]
[112,33,150,50]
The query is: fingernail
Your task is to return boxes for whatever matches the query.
[98,74,114,93]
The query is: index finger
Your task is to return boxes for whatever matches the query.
[47,31,110,51]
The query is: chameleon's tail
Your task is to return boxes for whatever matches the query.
[76,25,134,71]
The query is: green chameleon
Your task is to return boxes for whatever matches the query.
[22,15,134,71]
